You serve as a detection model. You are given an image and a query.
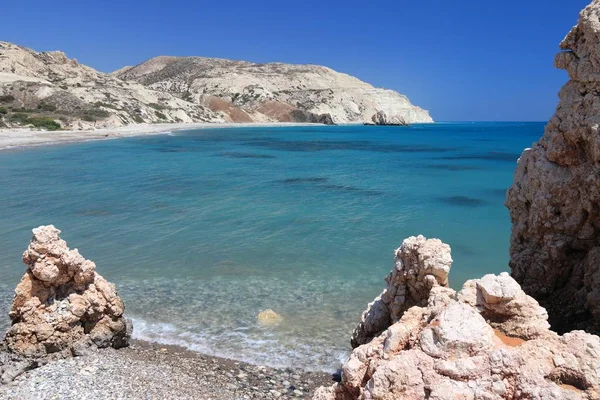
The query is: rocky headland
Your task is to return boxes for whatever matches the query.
[0,41,432,131]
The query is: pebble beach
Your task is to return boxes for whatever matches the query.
[0,340,334,400]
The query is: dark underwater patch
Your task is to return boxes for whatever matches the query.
[488,188,508,198]
[278,177,329,184]
[77,208,112,217]
[452,243,479,256]
[219,152,276,159]
[275,177,382,196]
[246,140,457,153]
[420,164,486,171]
[155,147,200,153]
[320,184,384,196]
[436,151,521,162]
[438,196,487,207]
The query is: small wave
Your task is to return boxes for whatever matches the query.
[130,316,348,372]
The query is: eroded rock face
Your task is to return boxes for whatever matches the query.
[506,0,600,334]
[3,225,132,357]
[351,236,452,347]
[315,238,600,400]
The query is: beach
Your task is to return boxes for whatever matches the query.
[0,122,325,151]
[0,340,334,399]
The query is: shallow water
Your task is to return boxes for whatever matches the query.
[0,122,542,371]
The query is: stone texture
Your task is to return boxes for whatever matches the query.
[506,0,600,334]
[3,225,132,357]
[314,238,600,400]
[351,235,452,347]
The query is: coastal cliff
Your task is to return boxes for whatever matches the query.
[506,0,600,334]
[113,56,432,125]
[0,42,432,131]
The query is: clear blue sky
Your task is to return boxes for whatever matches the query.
[1,0,590,121]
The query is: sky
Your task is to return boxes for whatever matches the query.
[0,0,591,121]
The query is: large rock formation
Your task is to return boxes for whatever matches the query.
[3,226,131,357]
[113,56,433,125]
[506,0,600,334]
[0,41,432,130]
[314,237,600,400]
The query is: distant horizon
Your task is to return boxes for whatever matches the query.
[1,0,589,121]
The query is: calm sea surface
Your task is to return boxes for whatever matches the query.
[0,122,542,370]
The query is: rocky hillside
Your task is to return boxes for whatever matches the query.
[0,41,432,131]
[113,56,433,125]
[506,0,600,335]
[0,42,225,130]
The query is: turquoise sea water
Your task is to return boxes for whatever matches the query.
[0,122,542,370]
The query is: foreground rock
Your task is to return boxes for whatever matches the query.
[506,0,600,334]
[350,235,452,347]
[3,225,131,357]
[314,236,600,399]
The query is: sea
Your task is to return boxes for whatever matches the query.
[0,122,543,371]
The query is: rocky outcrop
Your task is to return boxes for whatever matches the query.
[314,237,600,400]
[506,0,600,334]
[350,236,452,347]
[365,111,407,126]
[114,56,433,125]
[3,226,131,357]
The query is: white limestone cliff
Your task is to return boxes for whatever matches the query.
[114,56,433,125]
[0,41,432,130]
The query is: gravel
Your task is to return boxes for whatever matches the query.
[0,340,336,399]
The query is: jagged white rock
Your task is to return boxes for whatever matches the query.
[315,237,600,400]
[351,236,452,347]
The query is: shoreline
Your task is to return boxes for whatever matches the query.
[0,339,336,399]
[0,122,327,151]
